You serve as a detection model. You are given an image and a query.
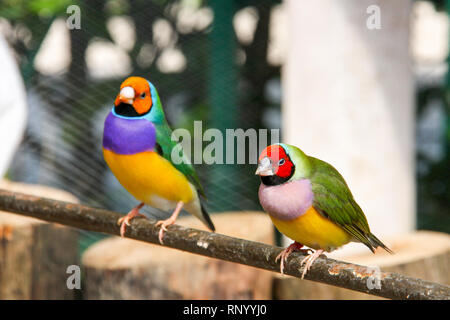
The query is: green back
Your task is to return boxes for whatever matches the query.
[144,81,205,198]
[308,157,373,244]
[284,144,377,250]
[154,121,206,197]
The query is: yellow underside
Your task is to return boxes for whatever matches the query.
[270,207,352,251]
[103,149,194,204]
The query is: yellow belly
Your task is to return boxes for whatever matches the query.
[103,149,194,204]
[270,206,352,251]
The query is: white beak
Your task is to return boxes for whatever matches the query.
[255,157,274,176]
[119,86,135,104]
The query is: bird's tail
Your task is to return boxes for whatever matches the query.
[200,201,215,232]
[184,190,215,232]
[367,233,394,254]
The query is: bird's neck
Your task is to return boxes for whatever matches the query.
[258,179,314,221]
[103,111,156,155]
[260,175,291,186]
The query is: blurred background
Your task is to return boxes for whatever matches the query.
[0,0,449,299]
[0,0,286,251]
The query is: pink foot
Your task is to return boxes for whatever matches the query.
[155,201,184,244]
[117,203,145,237]
[299,249,325,279]
[275,242,310,274]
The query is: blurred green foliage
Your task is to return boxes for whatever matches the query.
[0,0,74,19]
[416,88,450,233]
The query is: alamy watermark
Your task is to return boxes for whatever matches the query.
[366,5,381,30]
[171,121,280,165]
[66,265,81,290]
[366,265,382,290]
[66,5,81,30]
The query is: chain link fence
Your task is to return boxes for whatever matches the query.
[1,0,283,249]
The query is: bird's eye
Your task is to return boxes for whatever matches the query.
[140,92,146,99]
[278,158,285,166]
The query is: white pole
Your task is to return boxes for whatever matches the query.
[282,0,414,256]
[0,36,27,177]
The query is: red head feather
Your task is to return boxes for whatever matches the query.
[259,144,294,178]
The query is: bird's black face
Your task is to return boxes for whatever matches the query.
[260,173,292,186]
[114,102,141,117]
[114,76,152,118]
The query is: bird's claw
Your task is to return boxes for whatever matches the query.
[299,249,325,279]
[275,253,282,264]
[155,201,184,245]
[155,219,176,244]
[117,205,145,237]
[156,221,168,231]
[276,242,306,274]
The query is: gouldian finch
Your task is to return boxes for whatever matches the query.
[255,143,392,278]
[103,76,215,243]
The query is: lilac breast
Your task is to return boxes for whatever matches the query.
[258,179,314,221]
[103,111,156,155]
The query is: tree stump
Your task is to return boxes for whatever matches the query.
[273,231,450,299]
[82,212,274,299]
[0,180,79,299]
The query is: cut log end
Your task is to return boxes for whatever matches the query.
[83,211,275,299]
[0,180,79,299]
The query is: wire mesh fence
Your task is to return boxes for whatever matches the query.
[1,0,283,249]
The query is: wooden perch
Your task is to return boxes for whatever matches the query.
[0,189,448,300]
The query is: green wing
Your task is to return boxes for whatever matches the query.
[309,157,391,253]
[153,121,206,198]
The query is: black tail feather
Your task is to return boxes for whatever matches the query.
[368,233,394,254]
[200,202,215,232]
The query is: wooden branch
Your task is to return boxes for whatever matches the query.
[0,189,448,300]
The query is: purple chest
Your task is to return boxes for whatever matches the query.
[258,179,314,221]
[102,111,156,155]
